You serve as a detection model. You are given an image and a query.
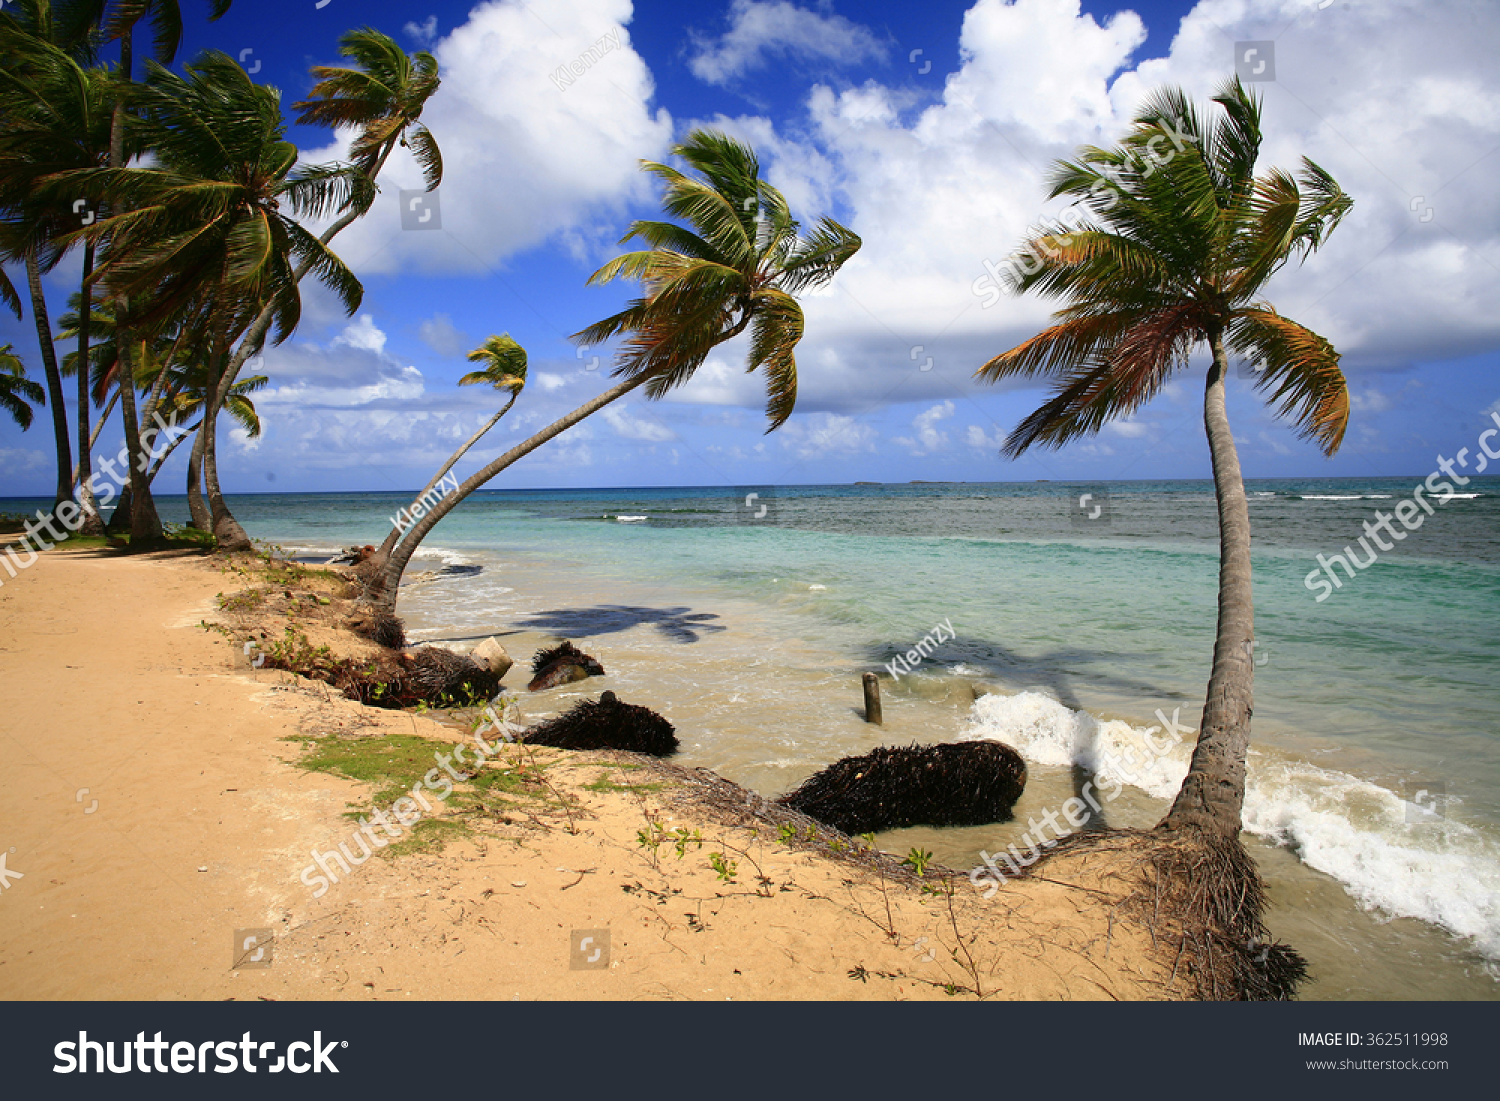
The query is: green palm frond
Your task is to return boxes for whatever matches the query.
[1227,306,1348,454]
[574,128,859,430]
[977,77,1352,456]
[460,333,528,391]
[293,27,442,190]
[0,344,45,429]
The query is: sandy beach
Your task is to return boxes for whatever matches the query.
[0,543,1185,1001]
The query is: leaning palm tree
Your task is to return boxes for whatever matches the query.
[361,129,862,612]
[372,334,527,562]
[293,27,441,200]
[0,343,46,429]
[975,78,1352,838]
[183,28,442,551]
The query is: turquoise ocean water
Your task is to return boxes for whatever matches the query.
[10,476,1497,996]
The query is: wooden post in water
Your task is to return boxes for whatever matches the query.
[862,672,883,725]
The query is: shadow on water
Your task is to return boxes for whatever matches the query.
[515,604,727,644]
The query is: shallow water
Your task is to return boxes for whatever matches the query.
[16,476,1494,998]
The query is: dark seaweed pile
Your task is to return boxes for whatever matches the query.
[522,691,677,756]
[777,741,1026,835]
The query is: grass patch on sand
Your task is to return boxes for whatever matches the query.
[289,732,441,808]
[584,768,663,795]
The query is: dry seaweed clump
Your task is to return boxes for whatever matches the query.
[777,741,1027,836]
[522,691,677,756]
[1031,826,1308,1001]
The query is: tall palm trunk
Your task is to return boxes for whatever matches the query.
[199,336,246,548]
[1161,332,1255,836]
[371,392,519,564]
[73,241,105,534]
[185,429,210,528]
[24,254,72,511]
[113,334,163,539]
[73,387,118,481]
[107,30,163,542]
[366,374,651,612]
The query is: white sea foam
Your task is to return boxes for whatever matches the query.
[961,690,1189,800]
[616,515,648,523]
[415,546,477,567]
[962,690,1500,960]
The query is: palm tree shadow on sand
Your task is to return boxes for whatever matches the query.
[516,604,727,644]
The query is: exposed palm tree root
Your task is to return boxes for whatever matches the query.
[1021,826,1306,1000]
[346,607,407,650]
[259,644,496,709]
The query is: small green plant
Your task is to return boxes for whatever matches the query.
[636,821,701,860]
[902,848,933,877]
[859,832,878,850]
[709,852,738,883]
[216,588,265,613]
[776,823,798,845]
[828,837,847,853]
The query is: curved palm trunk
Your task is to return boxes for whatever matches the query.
[24,254,72,511]
[73,242,105,535]
[146,419,196,481]
[371,393,518,566]
[1161,333,1255,836]
[366,374,650,613]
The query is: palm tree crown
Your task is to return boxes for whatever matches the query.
[460,334,528,392]
[977,78,1352,456]
[68,51,364,339]
[575,129,861,429]
[293,27,442,191]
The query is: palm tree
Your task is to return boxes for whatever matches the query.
[372,334,527,562]
[361,129,862,613]
[62,51,363,546]
[54,1,235,542]
[186,27,441,551]
[0,9,116,531]
[0,343,46,429]
[974,79,1352,837]
[293,27,441,198]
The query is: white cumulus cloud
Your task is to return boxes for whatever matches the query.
[688,0,889,86]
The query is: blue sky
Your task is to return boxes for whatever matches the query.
[2,0,1497,495]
